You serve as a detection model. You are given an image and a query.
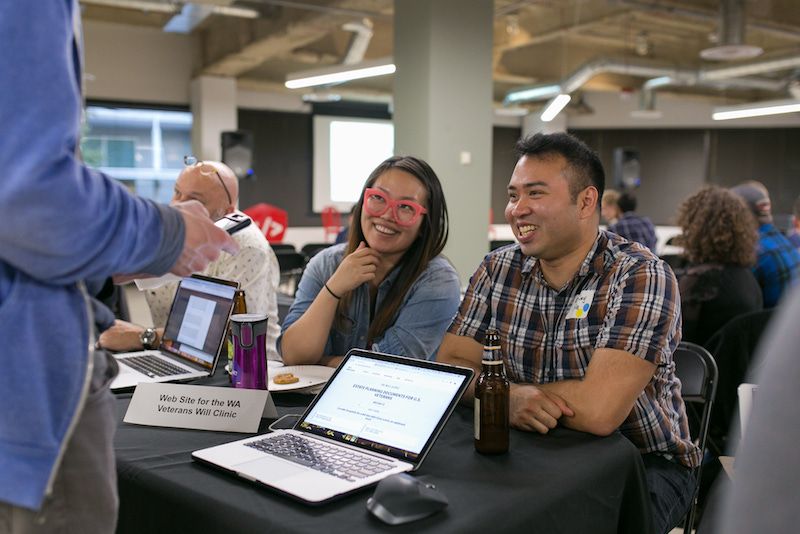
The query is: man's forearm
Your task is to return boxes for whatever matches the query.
[538,380,622,436]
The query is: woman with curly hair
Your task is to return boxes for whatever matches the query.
[676,186,763,345]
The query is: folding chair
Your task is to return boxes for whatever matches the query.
[301,242,332,260]
[673,341,718,533]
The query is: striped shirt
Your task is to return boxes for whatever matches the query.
[450,230,701,468]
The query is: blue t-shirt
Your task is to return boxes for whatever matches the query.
[278,244,461,360]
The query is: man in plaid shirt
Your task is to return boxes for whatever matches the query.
[608,191,658,252]
[439,133,698,534]
[731,182,800,308]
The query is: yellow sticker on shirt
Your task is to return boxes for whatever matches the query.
[569,290,595,319]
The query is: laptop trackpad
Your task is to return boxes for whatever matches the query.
[236,456,306,484]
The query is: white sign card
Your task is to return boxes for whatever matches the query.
[124,383,276,433]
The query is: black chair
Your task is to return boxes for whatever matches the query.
[271,243,296,253]
[301,242,332,259]
[673,341,718,533]
[703,308,773,454]
[274,251,306,296]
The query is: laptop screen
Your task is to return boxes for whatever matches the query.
[160,276,237,369]
[298,352,470,463]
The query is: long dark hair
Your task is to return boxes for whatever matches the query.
[337,155,449,344]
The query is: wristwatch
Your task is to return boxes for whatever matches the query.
[140,327,158,350]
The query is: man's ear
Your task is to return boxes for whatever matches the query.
[578,186,599,220]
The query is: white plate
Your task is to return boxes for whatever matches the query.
[268,365,335,392]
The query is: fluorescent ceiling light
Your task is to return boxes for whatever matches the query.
[504,84,561,106]
[712,98,800,120]
[286,58,395,89]
[540,94,571,122]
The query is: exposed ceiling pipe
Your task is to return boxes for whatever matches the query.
[504,51,800,106]
[341,19,374,65]
[505,57,687,105]
[639,74,787,114]
[700,0,762,60]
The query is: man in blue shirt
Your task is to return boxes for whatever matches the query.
[607,191,658,252]
[788,195,800,249]
[0,2,238,532]
[731,182,800,308]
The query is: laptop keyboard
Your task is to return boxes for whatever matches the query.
[120,355,190,378]
[245,434,394,482]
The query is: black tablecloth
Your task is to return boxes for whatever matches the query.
[114,373,652,534]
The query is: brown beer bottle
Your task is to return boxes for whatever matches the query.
[227,289,247,380]
[474,328,510,454]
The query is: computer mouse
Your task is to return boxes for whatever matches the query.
[366,473,448,525]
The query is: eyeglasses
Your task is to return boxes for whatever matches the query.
[183,155,233,205]
[362,188,428,227]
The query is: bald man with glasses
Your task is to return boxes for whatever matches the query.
[99,160,281,362]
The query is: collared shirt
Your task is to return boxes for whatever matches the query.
[608,212,658,252]
[449,230,701,468]
[755,223,800,308]
[145,215,282,361]
[279,244,461,360]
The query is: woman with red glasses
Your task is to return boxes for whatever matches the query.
[278,156,461,367]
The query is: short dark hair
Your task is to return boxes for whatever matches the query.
[617,191,637,213]
[514,132,605,204]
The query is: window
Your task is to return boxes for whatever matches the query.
[312,115,394,213]
[81,105,192,203]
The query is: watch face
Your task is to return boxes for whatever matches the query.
[141,328,157,349]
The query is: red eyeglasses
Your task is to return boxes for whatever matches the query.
[362,188,428,227]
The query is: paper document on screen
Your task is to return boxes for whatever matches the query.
[177,295,215,348]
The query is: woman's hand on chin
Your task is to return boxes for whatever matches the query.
[327,242,381,296]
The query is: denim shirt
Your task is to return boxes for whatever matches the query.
[278,244,461,360]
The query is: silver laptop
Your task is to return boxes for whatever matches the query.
[192,349,473,504]
[110,275,238,391]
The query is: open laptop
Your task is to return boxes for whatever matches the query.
[192,349,473,504]
[110,274,238,391]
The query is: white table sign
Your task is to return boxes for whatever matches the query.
[124,383,274,433]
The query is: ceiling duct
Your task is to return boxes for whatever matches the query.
[700,0,763,61]
[504,51,800,107]
[341,19,374,65]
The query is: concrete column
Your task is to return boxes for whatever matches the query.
[190,76,237,161]
[394,0,494,286]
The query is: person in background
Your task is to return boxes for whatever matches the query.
[279,156,461,367]
[788,195,800,249]
[334,204,356,244]
[438,132,698,534]
[675,186,762,346]
[607,190,658,252]
[730,182,800,308]
[98,160,281,361]
[0,2,238,532]
[601,188,621,226]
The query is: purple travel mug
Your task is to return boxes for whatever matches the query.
[231,313,268,390]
